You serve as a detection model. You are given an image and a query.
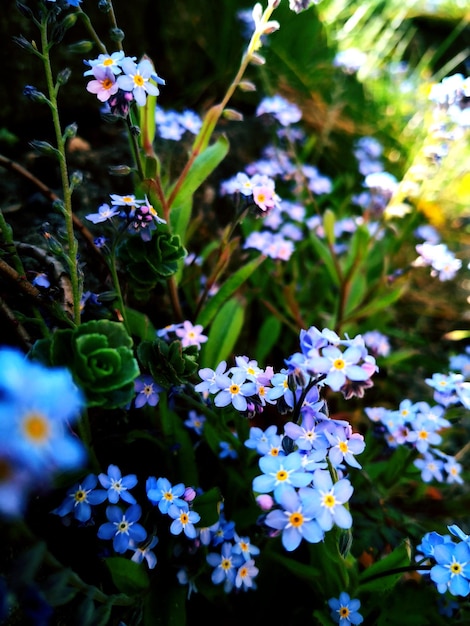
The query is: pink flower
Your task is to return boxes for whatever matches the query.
[86,67,119,103]
[252,185,277,212]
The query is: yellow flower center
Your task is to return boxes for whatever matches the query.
[333,358,345,370]
[102,78,114,90]
[450,562,462,575]
[229,384,240,395]
[103,58,114,66]
[322,493,336,508]
[221,558,232,571]
[118,521,129,533]
[276,470,288,482]
[133,74,145,87]
[289,512,304,527]
[339,607,350,618]
[74,489,86,503]
[23,412,50,443]
[339,441,349,453]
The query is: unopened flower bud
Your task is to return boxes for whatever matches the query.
[108,164,132,176]
[109,27,125,43]
[223,108,244,121]
[23,85,48,105]
[29,140,61,160]
[63,122,78,140]
[67,40,94,54]
[256,494,274,511]
[98,0,111,12]
[60,13,78,32]
[57,67,72,86]
[183,487,197,502]
[238,80,257,92]
[70,170,83,187]
[250,52,266,66]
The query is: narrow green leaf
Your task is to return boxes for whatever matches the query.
[196,255,265,328]
[255,315,281,363]
[344,272,368,316]
[309,233,340,286]
[169,135,229,240]
[348,285,405,319]
[200,298,244,368]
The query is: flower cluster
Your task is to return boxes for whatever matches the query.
[0,348,86,517]
[85,51,164,112]
[196,327,377,419]
[413,241,462,281]
[85,193,166,241]
[365,398,463,484]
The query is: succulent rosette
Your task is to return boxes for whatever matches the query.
[30,320,140,409]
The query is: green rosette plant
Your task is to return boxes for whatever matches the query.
[30,320,140,409]
[137,337,199,388]
[117,231,187,301]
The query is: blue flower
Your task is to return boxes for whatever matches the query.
[85,203,120,224]
[0,348,86,474]
[207,542,244,592]
[97,504,147,553]
[134,375,163,408]
[328,592,363,625]
[213,371,256,412]
[168,504,200,539]
[146,476,186,514]
[53,474,107,522]
[130,536,158,569]
[430,541,470,596]
[117,58,164,107]
[252,451,312,501]
[98,464,137,504]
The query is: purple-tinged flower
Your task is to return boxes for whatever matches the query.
[97,504,147,553]
[309,469,353,531]
[207,542,244,592]
[264,485,324,551]
[86,67,119,103]
[195,361,228,394]
[146,476,186,514]
[284,413,328,453]
[53,474,107,522]
[98,464,137,504]
[326,425,365,470]
[175,321,208,349]
[235,559,259,590]
[134,375,163,408]
[308,345,370,392]
[328,592,364,626]
[256,94,302,126]
[266,370,294,408]
[117,58,164,107]
[130,535,158,569]
[85,203,120,224]
[213,372,256,412]
[168,503,200,538]
[184,410,206,435]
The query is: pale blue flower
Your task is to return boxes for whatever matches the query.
[98,464,137,504]
[97,504,147,553]
[328,592,363,625]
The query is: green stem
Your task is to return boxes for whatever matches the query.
[40,18,81,325]
[108,244,129,331]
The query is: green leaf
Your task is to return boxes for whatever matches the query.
[169,135,229,241]
[125,307,156,341]
[200,298,244,368]
[255,315,281,363]
[196,255,265,328]
[358,540,411,593]
[105,557,150,596]
[344,272,368,316]
[347,284,405,320]
[308,233,340,286]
